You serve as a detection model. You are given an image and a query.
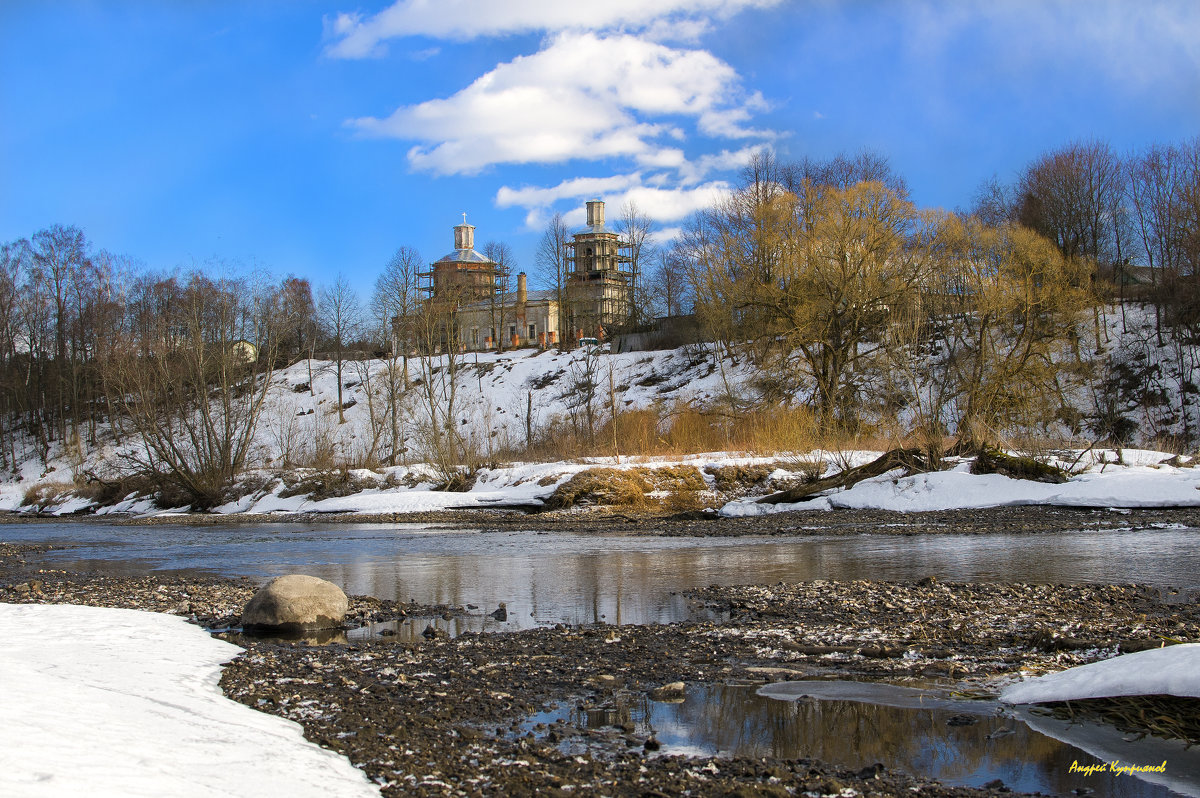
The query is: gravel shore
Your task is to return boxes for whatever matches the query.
[7,502,1200,538]
[3,508,1199,796]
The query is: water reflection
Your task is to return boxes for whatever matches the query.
[4,522,1199,631]
[539,683,1200,797]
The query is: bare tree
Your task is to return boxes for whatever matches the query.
[412,285,473,482]
[483,240,515,351]
[371,246,423,463]
[318,274,362,424]
[783,149,910,199]
[278,276,316,364]
[1017,140,1125,263]
[1016,140,1125,348]
[616,200,655,328]
[565,345,602,447]
[0,241,26,470]
[104,271,281,507]
[647,248,692,318]
[536,212,570,349]
[969,175,1017,227]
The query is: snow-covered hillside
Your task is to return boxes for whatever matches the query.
[1,303,1198,516]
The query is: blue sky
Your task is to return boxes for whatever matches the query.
[2,0,1198,299]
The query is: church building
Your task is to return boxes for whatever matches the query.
[423,199,634,351]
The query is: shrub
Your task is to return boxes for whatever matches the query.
[544,468,650,510]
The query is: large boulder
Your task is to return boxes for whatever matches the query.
[241,574,348,632]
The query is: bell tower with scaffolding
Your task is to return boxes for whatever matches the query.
[421,214,497,305]
[564,199,633,341]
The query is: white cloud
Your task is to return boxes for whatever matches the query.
[604,182,734,222]
[650,226,685,246]
[677,144,769,184]
[348,32,770,175]
[502,175,733,230]
[325,0,781,58]
[496,173,647,209]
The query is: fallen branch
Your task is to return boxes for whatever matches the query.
[757,447,933,505]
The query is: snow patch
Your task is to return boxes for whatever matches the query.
[1001,644,1200,704]
[0,603,380,797]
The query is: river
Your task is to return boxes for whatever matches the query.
[3,520,1198,631]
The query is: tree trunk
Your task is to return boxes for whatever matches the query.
[757,447,931,504]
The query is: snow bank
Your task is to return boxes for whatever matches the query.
[0,603,379,798]
[1001,643,1200,705]
[721,459,1200,517]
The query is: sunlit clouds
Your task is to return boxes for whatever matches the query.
[324,0,782,57]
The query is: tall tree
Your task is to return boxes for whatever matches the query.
[278,276,316,363]
[647,248,692,318]
[1017,140,1124,348]
[1017,140,1125,264]
[536,212,570,349]
[616,200,655,328]
[29,224,91,444]
[933,216,1093,448]
[105,271,281,507]
[318,274,362,424]
[482,240,515,351]
[371,246,422,463]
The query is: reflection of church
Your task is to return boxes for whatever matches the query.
[424,199,634,350]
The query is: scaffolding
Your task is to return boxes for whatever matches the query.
[563,200,635,341]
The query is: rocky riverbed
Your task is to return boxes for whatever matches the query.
[3,510,1200,796]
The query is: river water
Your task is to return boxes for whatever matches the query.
[5,519,1200,796]
[3,520,1198,631]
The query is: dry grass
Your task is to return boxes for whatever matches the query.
[704,460,825,496]
[21,481,78,510]
[1038,694,1200,746]
[544,468,650,510]
[277,469,398,501]
[524,403,829,461]
[543,465,710,511]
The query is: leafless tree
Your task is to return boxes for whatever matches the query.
[278,276,316,364]
[536,212,570,349]
[782,149,910,199]
[647,248,692,318]
[412,285,473,482]
[1016,140,1125,348]
[372,246,422,463]
[969,175,1017,227]
[0,241,25,470]
[104,271,281,507]
[318,274,362,424]
[483,240,515,351]
[616,200,655,328]
[1017,140,1126,264]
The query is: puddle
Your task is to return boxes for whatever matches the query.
[347,614,498,642]
[524,681,1200,797]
